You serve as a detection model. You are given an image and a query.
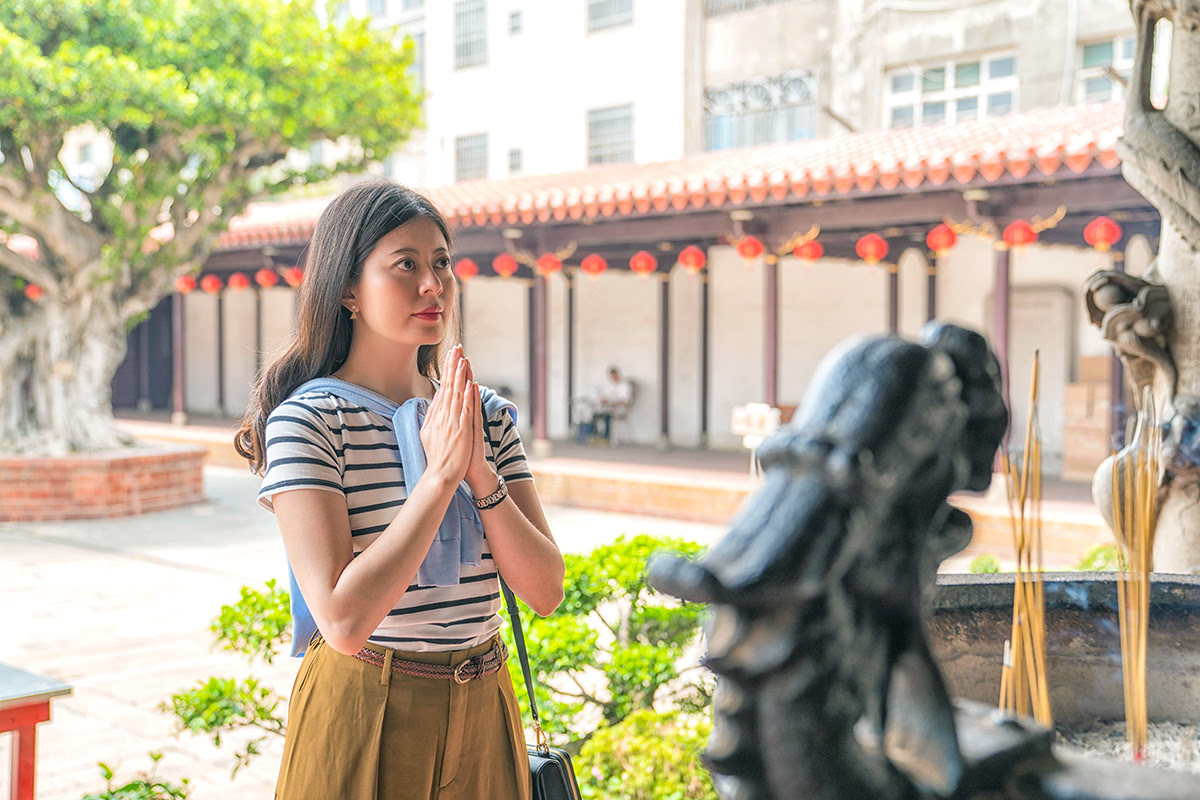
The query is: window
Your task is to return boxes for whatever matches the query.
[454,0,487,69]
[588,0,632,31]
[1077,35,1135,103]
[403,0,423,8]
[78,142,93,164]
[587,105,634,165]
[509,10,522,34]
[706,0,797,14]
[508,148,522,174]
[455,133,488,181]
[704,71,816,151]
[368,0,387,16]
[885,53,1017,127]
[410,31,425,91]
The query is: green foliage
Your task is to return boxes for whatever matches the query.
[577,709,717,800]
[210,579,291,664]
[0,0,421,315]
[969,554,1000,574]
[500,534,712,743]
[82,752,190,800]
[1076,543,1119,571]
[159,676,284,776]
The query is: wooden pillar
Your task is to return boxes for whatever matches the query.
[764,255,779,406]
[216,290,225,416]
[659,273,670,448]
[700,272,710,448]
[531,275,549,453]
[566,272,575,432]
[137,319,151,412]
[886,261,899,333]
[171,292,187,425]
[927,255,938,323]
[994,247,1012,444]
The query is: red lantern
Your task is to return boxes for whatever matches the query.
[228,272,251,291]
[454,258,479,281]
[493,253,519,278]
[678,245,706,276]
[175,274,197,294]
[736,235,765,264]
[1084,216,1122,252]
[580,254,608,279]
[200,274,224,294]
[255,268,279,288]
[23,283,43,302]
[630,250,658,277]
[926,224,958,257]
[282,266,304,287]
[793,239,824,262]
[536,253,562,276]
[1002,220,1037,249]
[855,233,889,265]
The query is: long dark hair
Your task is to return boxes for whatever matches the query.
[235,179,456,475]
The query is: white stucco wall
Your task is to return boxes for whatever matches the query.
[669,265,704,447]
[222,288,258,417]
[547,273,569,440]
[898,248,930,339]
[461,277,531,436]
[777,255,889,411]
[573,270,661,445]
[708,246,766,449]
[183,292,220,414]
[259,287,297,365]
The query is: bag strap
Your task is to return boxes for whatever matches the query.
[499,576,548,752]
[480,397,550,753]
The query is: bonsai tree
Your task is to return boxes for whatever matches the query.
[0,0,419,453]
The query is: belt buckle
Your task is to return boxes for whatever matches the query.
[453,657,476,684]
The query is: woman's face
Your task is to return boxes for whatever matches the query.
[348,216,455,348]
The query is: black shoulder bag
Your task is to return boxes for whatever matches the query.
[499,576,582,800]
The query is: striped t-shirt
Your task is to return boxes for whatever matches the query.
[256,385,534,652]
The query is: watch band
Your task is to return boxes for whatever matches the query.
[473,474,508,510]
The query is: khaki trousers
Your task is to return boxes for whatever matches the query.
[275,633,531,800]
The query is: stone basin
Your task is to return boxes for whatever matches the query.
[930,573,1200,725]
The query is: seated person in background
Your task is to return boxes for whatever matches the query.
[593,366,632,442]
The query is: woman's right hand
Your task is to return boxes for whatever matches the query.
[420,344,476,486]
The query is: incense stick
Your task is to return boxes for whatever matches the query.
[998,352,1052,726]
[1108,387,1161,760]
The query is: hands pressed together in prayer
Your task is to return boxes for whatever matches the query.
[419,344,500,498]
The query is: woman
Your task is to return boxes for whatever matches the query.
[234,179,565,800]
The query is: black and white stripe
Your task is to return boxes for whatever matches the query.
[257,387,532,652]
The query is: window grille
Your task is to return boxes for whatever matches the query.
[455,0,487,69]
[455,133,488,181]
[587,105,634,165]
[703,71,816,151]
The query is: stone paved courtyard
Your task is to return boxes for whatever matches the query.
[0,465,725,800]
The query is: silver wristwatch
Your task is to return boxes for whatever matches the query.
[473,475,508,510]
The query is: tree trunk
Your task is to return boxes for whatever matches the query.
[0,293,134,455]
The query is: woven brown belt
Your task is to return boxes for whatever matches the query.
[352,638,508,684]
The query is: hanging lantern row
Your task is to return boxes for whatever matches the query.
[176,266,307,294]
[176,210,1124,295]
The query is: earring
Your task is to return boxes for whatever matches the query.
[349,306,359,320]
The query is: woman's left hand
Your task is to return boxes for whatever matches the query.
[462,355,501,498]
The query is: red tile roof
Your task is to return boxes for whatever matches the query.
[221,101,1124,249]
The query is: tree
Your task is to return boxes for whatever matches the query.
[0,0,420,454]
